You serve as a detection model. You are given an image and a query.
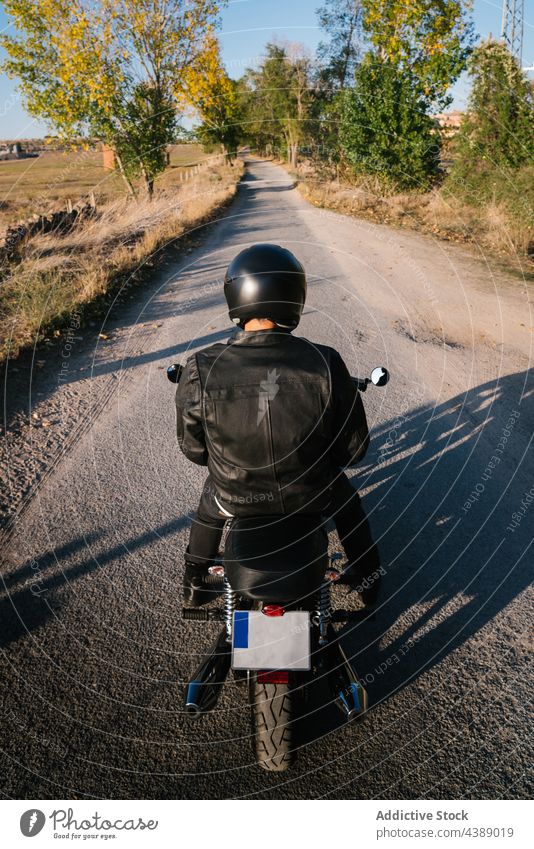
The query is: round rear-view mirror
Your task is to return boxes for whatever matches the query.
[167,363,183,384]
[370,366,389,387]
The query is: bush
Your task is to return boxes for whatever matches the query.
[339,54,441,190]
[445,39,534,254]
[450,39,534,186]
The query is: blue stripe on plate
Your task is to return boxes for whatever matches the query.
[233,611,249,649]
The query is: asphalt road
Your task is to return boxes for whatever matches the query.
[1,157,532,800]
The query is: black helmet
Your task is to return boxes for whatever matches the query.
[224,243,306,328]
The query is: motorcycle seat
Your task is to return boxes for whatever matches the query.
[224,514,328,603]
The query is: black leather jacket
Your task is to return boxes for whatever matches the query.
[175,328,369,515]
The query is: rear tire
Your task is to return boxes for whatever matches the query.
[250,676,296,771]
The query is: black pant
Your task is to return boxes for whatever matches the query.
[187,473,380,585]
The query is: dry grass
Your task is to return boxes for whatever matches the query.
[0,143,212,233]
[0,157,243,361]
[295,167,534,264]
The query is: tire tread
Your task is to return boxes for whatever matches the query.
[250,679,295,771]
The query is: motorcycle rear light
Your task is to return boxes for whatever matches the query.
[325,569,341,582]
[262,604,285,617]
[258,671,289,684]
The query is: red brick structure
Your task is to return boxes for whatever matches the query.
[101,144,115,170]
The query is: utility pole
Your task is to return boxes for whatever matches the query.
[501,0,524,64]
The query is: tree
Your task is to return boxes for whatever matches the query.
[316,0,364,91]
[1,0,223,197]
[363,0,474,106]
[116,83,177,197]
[242,43,314,167]
[243,45,293,157]
[451,38,534,180]
[195,76,243,157]
[284,44,315,167]
[313,1,365,170]
[334,1,474,188]
[184,34,244,157]
[339,53,441,189]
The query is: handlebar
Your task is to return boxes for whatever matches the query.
[168,362,390,389]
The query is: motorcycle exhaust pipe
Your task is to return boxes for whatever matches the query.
[327,641,368,721]
[184,629,231,716]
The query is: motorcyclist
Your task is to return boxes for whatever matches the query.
[175,244,382,608]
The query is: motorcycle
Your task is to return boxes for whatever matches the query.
[168,362,389,771]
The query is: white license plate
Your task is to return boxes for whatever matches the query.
[232,611,311,671]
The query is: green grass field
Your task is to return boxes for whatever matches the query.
[0,143,211,231]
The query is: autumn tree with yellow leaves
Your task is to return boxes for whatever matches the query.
[181,33,243,157]
[363,0,474,105]
[1,0,224,196]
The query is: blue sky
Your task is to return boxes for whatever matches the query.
[1,0,533,138]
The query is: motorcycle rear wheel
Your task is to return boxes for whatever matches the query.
[249,675,296,771]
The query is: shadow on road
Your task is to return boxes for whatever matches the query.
[299,368,532,743]
[66,328,233,383]
[350,369,531,693]
[0,516,191,648]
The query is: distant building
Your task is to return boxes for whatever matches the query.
[433,111,464,137]
[0,142,39,161]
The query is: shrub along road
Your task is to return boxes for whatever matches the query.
[1,156,532,799]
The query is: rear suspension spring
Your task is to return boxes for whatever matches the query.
[313,583,332,644]
[223,577,237,642]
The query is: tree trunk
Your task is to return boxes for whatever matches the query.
[283,133,291,165]
[114,150,137,199]
[289,143,298,169]
[141,164,154,199]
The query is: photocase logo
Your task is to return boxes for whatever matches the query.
[257,369,279,425]
[20,810,46,837]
